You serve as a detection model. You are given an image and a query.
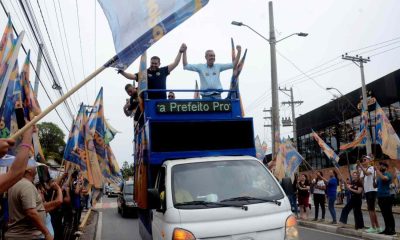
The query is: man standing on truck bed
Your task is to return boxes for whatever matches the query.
[182,43,241,99]
[118,44,186,99]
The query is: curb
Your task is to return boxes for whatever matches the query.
[298,220,399,240]
[79,209,92,230]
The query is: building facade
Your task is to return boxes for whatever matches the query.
[296,69,400,171]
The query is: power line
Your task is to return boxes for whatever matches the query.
[75,0,89,104]
[0,1,70,131]
[17,0,75,119]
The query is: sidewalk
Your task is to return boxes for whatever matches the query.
[335,201,400,215]
[298,220,399,240]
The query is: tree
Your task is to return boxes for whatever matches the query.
[120,161,134,180]
[37,122,66,164]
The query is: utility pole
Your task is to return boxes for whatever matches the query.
[280,87,303,149]
[263,108,273,150]
[269,1,280,159]
[342,53,372,156]
[33,44,43,97]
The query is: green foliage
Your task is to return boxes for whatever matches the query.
[37,122,66,164]
[121,161,134,180]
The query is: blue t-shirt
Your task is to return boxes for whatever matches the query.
[377,172,392,197]
[327,177,338,197]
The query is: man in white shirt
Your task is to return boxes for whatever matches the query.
[182,44,241,99]
[358,155,381,233]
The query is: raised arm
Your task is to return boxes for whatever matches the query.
[43,182,63,212]
[182,43,188,67]
[0,127,35,193]
[118,70,137,81]
[168,44,186,73]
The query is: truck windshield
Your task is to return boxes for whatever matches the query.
[172,160,284,209]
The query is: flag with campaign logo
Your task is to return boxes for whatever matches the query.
[0,17,13,65]
[63,104,88,171]
[280,139,303,178]
[0,59,18,139]
[20,51,41,119]
[375,103,400,160]
[254,135,264,160]
[104,119,118,145]
[99,0,209,69]
[359,108,368,145]
[340,112,368,151]
[312,130,340,168]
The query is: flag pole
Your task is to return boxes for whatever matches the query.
[10,58,113,140]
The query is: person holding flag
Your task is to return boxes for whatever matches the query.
[118,44,186,99]
[357,155,381,233]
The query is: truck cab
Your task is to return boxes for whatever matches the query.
[133,90,297,240]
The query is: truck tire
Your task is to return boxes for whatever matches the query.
[121,206,127,218]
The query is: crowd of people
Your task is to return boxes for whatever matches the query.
[285,155,398,236]
[0,127,93,240]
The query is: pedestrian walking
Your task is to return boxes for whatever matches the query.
[375,162,396,235]
[357,155,381,233]
[320,169,338,224]
[312,171,326,222]
[339,171,365,230]
[297,174,310,220]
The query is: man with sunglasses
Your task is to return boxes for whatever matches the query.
[167,92,175,100]
[118,44,186,99]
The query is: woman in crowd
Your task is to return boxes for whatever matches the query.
[297,174,310,220]
[320,170,338,224]
[312,171,326,222]
[339,171,365,230]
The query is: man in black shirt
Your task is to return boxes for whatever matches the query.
[123,84,138,117]
[118,44,186,99]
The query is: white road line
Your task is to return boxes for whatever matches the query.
[298,226,361,240]
[95,212,103,240]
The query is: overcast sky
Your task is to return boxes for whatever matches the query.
[1,0,400,167]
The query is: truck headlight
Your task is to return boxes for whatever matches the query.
[285,215,299,240]
[172,228,195,240]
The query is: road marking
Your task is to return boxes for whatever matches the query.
[95,212,103,240]
[94,202,118,209]
[298,226,361,240]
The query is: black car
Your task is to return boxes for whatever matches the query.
[117,181,137,217]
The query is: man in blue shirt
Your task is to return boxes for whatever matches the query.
[376,162,396,235]
[118,44,186,99]
[182,44,241,99]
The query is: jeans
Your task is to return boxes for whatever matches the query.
[313,193,325,219]
[339,196,364,229]
[328,195,336,221]
[378,196,395,233]
[289,194,298,214]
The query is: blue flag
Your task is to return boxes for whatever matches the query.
[99,0,209,69]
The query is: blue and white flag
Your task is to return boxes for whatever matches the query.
[99,0,209,69]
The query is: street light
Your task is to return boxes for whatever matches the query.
[231,8,308,159]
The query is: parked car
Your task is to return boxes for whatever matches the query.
[117,181,137,217]
[106,184,120,197]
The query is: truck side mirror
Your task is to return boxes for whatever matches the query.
[147,188,161,210]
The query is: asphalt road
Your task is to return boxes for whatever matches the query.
[95,197,367,240]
